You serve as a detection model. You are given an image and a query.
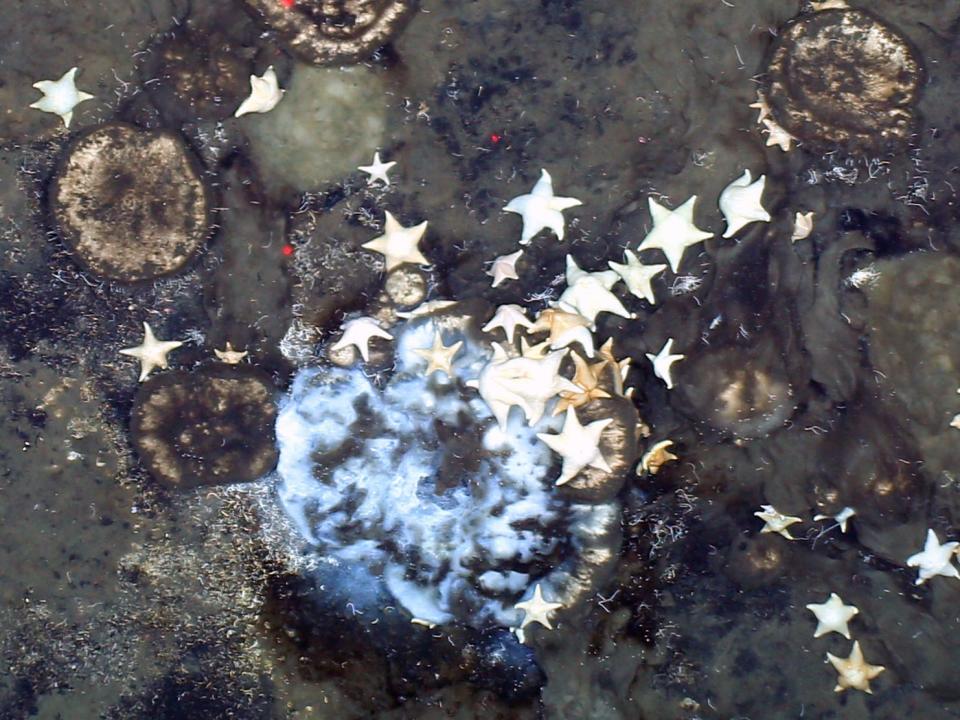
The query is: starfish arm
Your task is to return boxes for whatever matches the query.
[530,169,554,197]
[503,195,530,214]
[589,453,613,473]
[647,197,670,224]
[549,196,583,211]
[536,432,566,456]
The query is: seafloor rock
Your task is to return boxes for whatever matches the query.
[240,63,386,199]
[242,0,417,65]
[50,123,211,282]
[861,251,960,521]
[764,7,923,153]
[130,364,279,489]
[678,342,797,440]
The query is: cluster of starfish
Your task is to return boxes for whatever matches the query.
[755,503,960,692]
[488,166,773,294]
[753,504,886,692]
[118,322,248,381]
[331,163,789,633]
[805,592,884,694]
[749,91,797,153]
[28,65,285,128]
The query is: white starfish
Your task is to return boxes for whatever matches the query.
[413,329,462,377]
[608,249,667,304]
[645,338,684,390]
[120,322,183,382]
[362,211,429,271]
[906,529,960,585]
[487,250,523,288]
[791,211,815,242]
[234,66,284,117]
[30,67,95,128]
[357,151,397,186]
[557,255,633,324]
[503,169,582,245]
[330,316,393,362]
[482,304,533,343]
[537,406,613,485]
[514,583,562,630]
[637,196,713,273]
[719,170,771,238]
[813,506,855,533]
[806,593,859,639]
[466,345,579,429]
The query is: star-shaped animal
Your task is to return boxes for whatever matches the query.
[503,169,582,245]
[791,211,815,242]
[608,249,667,304]
[826,641,885,694]
[806,593,859,639]
[486,250,523,288]
[214,341,248,364]
[719,170,771,238]
[762,117,795,152]
[482,304,533,343]
[413,329,462,377]
[754,504,802,540]
[645,338,684,390]
[906,529,960,585]
[330,316,393,362]
[554,352,611,414]
[529,307,595,358]
[30,67,95,128]
[357,151,397,186]
[557,255,633,324]
[362,211,429,271]
[637,196,713,273]
[639,440,678,475]
[537,406,613,485]
[120,322,184,382]
[466,344,578,429]
[234,65,284,117]
[514,583,562,630]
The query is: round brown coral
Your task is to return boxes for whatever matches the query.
[243,0,417,65]
[764,9,923,152]
[131,365,278,489]
[50,123,211,282]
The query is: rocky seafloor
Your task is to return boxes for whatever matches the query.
[2,0,960,718]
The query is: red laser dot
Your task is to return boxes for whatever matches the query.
[282,243,295,257]
[280,0,294,8]
[490,133,502,144]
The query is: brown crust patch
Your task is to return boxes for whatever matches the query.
[243,0,417,65]
[131,365,278,489]
[765,9,923,152]
[51,123,211,282]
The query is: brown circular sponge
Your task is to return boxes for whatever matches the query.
[764,9,923,152]
[131,365,278,489]
[51,123,211,282]
[243,0,417,65]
